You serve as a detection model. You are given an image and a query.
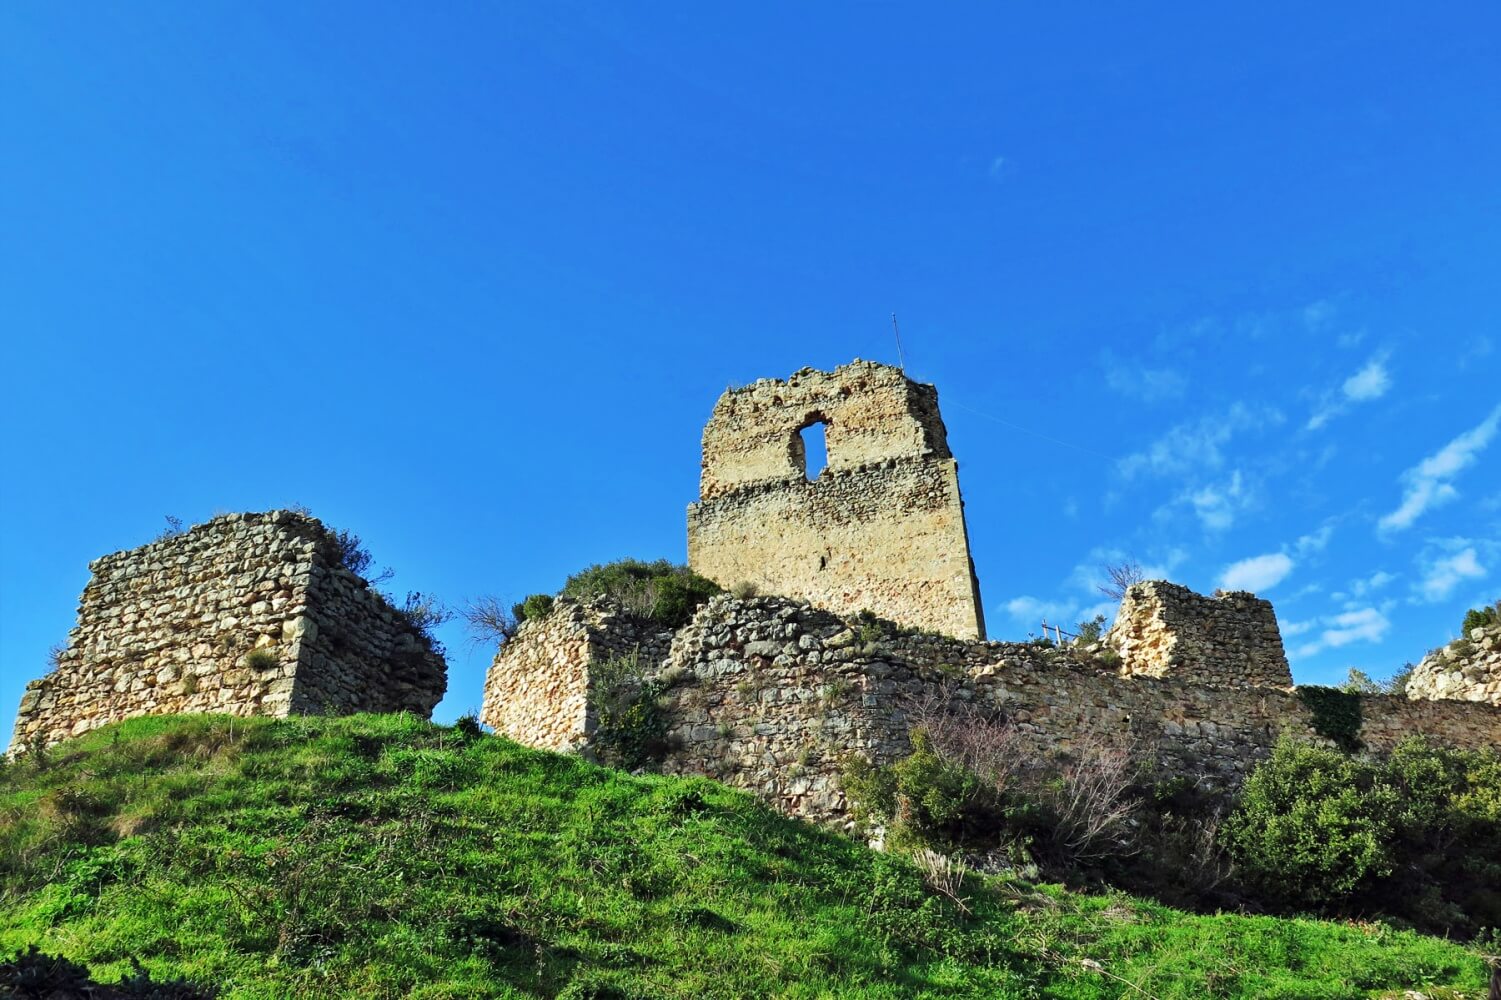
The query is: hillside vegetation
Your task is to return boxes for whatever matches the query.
[0,714,1492,999]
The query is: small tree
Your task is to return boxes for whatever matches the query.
[1097,559,1145,601]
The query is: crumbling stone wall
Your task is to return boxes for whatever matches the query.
[1405,619,1501,706]
[483,593,1501,827]
[687,360,986,640]
[479,598,674,752]
[1106,581,1292,688]
[9,511,446,751]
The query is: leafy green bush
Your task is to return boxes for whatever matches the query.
[1224,736,1397,906]
[1460,599,1500,636]
[561,559,720,627]
[515,593,555,622]
[1227,735,1501,933]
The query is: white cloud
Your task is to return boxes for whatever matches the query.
[1302,299,1337,333]
[1101,351,1188,402]
[1342,357,1391,401]
[1416,546,1486,603]
[988,156,1010,181]
[1289,606,1392,659]
[1348,570,1395,597]
[1320,608,1391,648]
[1294,522,1335,556]
[1306,353,1392,429]
[1220,552,1295,593]
[1119,403,1280,480]
[1002,595,1074,623]
[1181,470,1249,531]
[1281,618,1317,637]
[1379,404,1501,533]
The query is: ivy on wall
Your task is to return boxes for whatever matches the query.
[1294,686,1363,752]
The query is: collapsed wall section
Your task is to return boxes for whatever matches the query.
[8,511,446,751]
[1107,581,1292,688]
[687,361,985,640]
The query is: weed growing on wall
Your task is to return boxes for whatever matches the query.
[588,651,671,769]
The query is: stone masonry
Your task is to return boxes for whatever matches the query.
[483,591,1501,828]
[1405,617,1501,706]
[687,361,986,640]
[1106,581,1292,688]
[480,598,674,752]
[9,511,447,751]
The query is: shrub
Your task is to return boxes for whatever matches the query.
[515,593,555,622]
[1460,599,1500,636]
[561,559,720,628]
[1073,614,1107,644]
[1225,736,1398,907]
[326,525,394,584]
[396,592,452,651]
[729,580,758,599]
[1226,736,1501,933]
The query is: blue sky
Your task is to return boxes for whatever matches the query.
[2,3,1498,731]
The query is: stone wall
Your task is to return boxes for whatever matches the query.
[1405,618,1501,706]
[484,593,1501,828]
[9,511,446,751]
[687,361,986,640]
[479,598,674,752]
[1106,581,1292,688]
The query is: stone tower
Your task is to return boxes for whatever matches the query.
[686,360,986,639]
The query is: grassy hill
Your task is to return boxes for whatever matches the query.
[0,713,1491,999]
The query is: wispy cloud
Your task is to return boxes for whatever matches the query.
[1294,522,1336,556]
[1118,403,1280,480]
[1413,540,1488,603]
[1100,351,1188,402]
[1179,470,1250,531]
[988,156,1010,182]
[1307,352,1392,430]
[1379,404,1501,533]
[1220,552,1295,593]
[1291,606,1392,659]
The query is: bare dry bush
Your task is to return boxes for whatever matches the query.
[912,847,971,914]
[463,596,520,648]
[1038,733,1142,861]
[1097,559,1145,601]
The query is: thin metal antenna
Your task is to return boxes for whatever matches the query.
[891,313,906,371]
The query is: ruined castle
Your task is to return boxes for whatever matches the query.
[10,361,1501,830]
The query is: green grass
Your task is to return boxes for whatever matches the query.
[0,713,1490,999]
